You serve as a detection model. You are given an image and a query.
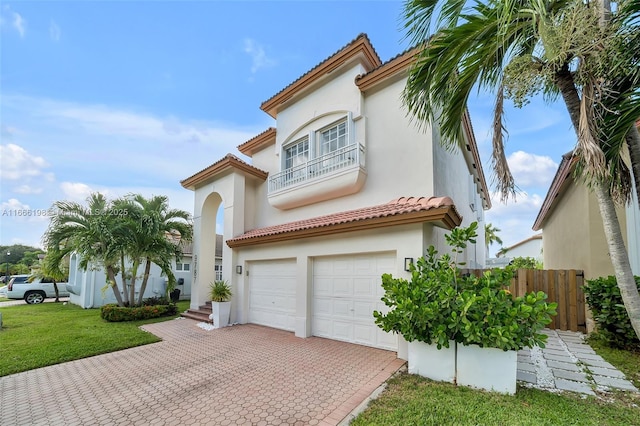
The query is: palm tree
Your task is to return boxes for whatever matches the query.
[114,194,192,306]
[43,193,127,306]
[29,250,69,302]
[484,223,503,256]
[402,0,640,339]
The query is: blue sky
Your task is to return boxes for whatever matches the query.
[0,0,577,256]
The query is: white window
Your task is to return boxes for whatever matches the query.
[319,120,348,155]
[284,137,309,170]
[215,264,223,281]
[176,262,190,271]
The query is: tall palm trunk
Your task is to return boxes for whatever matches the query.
[555,70,640,339]
[626,126,640,206]
[120,255,129,305]
[106,266,125,307]
[136,260,153,306]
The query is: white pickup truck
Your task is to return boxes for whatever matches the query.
[6,276,70,304]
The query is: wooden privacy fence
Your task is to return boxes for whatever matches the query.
[461,269,586,332]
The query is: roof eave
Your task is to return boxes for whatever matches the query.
[227,205,461,248]
[532,154,576,231]
[260,35,382,119]
[180,155,268,190]
[237,127,277,157]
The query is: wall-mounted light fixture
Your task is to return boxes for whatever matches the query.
[404,257,414,272]
[236,265,242,275]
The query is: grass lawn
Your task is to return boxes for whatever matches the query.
[352,374,640,426]
[0,300,190,377]
[353,339,640,426]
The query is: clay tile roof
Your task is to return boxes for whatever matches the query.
[227,196,461,248]
[237,127,277,157]
[260,33,382,118]
[181,153,268,190]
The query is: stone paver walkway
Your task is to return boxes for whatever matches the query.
[0,319,403,426]
[517,329,638,395]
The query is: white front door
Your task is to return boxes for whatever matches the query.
[312,253,397,350]
[248,259,296,332]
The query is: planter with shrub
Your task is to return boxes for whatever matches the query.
[374,222,557,394]
[101,297,177,322]
[209,280,232,329]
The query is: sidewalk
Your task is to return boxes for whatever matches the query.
[517,329,638,395]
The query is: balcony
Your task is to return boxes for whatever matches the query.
[267,143,367,210]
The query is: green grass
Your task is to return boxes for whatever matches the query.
[352,374,640,426]
[0,297,9,302]
[0,300,190,377]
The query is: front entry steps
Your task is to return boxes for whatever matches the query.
[181,301,212,323]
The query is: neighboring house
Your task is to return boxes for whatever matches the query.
[532,153,639,280]
[181,34,490,359]
[66,254,169,308]
[66,238,201,307]
[495,234,543,261]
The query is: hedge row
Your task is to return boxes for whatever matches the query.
[100,303,178,322]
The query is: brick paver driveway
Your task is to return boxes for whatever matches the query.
[0,319,404,425]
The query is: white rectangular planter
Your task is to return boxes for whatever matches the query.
[407,340,456,383]
[456,344,517,394]
[210,301,231,329]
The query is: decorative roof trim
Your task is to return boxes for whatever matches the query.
[462,109,492,209]
[355,46,420,92]
[180,154,268,190]
[237,127,277,157]
[260,34,382,119]
[227,196,462,248]
[532,153,576,231]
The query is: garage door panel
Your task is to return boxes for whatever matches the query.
[353,278,375,297]
[332,321,354,342]
[249,259,296,332]
[312,252,397,351]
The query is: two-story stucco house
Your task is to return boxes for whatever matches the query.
[181,34,490,359]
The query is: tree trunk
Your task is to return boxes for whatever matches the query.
[555,66,640,340]
[136,260,152,306]
[53,281,60,302]
[594,185,640,338]
[129,259,140,306]
[106,266,125,307]
[120,255,129,306]
[626,125,640,208]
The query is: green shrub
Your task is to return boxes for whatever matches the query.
[374,222,556,351]
[510,256,542,269]
[583,275,640,350]
[101,303,177,322]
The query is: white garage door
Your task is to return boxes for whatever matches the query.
[248,259,297,332]
[313,253,397,350]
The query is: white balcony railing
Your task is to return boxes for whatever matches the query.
[268,143,365,193]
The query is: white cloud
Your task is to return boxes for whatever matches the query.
[243,38,276,74]
[0,143,49,180]
[59,182,96,202]
[14,185,43,195]
[508,151,558,188]
[0,5,25,37]
[485,191,545,251]
[49,20,60,42]
[12,9,25,37]
[0,94,269,246]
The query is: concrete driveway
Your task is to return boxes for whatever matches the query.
[0,319,404,425]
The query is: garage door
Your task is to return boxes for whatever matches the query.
[248,259,296,332]
[313,253,397,350]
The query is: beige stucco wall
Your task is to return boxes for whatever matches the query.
[542,183,628,280]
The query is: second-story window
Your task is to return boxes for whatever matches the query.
[284,137,309,170]
[319,120,348,155]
